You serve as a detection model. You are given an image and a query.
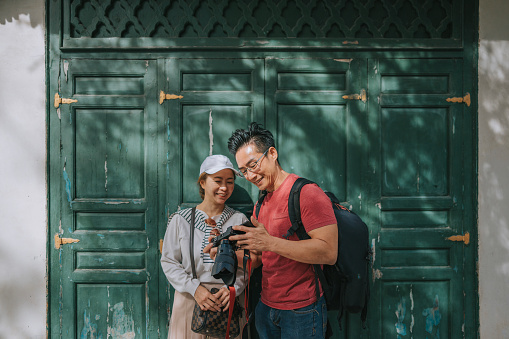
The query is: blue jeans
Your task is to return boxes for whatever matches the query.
[254,296,327,339]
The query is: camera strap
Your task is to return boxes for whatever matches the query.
[242,249,252,327]
[226,285,236,339]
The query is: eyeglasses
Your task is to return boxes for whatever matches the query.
[239,148,270,176]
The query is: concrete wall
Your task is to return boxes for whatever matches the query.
[0,0,508,337]
[478,0,509,338]
[0,0,46,338]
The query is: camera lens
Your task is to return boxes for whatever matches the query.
[211,240,238,286]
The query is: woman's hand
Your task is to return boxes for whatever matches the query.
[194,285,222,312]
[213,287,231,312]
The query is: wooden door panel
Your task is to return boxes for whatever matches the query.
[164,58,265,209]
[381,107,449,196]
[77,284,146,338]
[266,58,367,209]
[372,59,466,338]
[54,59,159,338]
[381,282,449,339]
[75,109,145,198]
[181,104,253,203]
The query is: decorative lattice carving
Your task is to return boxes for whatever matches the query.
[70,0,454,40]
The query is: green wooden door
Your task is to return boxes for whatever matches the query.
[49,59,160,338]
[368,58,469,338]
[159,58,265,336]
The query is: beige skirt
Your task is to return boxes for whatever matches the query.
[168,283,246,339]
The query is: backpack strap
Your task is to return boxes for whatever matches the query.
[287,178,334,306]
[254,190,267,218]
[286,178,314,240]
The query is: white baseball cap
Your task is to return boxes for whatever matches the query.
[199,155,240,176]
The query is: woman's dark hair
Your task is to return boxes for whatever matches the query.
[196,172,208,200]
[227,122,275,156]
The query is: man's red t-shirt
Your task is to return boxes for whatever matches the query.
[254,173,336,310]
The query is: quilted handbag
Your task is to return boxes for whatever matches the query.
[191,288,242,338]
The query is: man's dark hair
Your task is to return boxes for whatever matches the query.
[227,122,275,156]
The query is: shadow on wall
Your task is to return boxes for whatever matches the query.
[479,40,509,279]
[0,1,46,338]
[0,0,44,28]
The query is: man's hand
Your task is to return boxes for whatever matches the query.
[229,216,274,252]
[231,216,337,266]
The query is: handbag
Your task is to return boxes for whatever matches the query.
[188,207,242,338]
[191,287,242,338]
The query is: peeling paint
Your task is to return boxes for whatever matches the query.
[373,268,383,281]
[104,156,108,192]
[422,295,441,337]
[410,287,415,334]
[395,298,407,338]
[80,309,102,339]
[410,287,414,311]
[107,302,136,339]
[63,60,69,82]
[166,151,170,180]
[167,118,171,142]
[410,315,415,336]
[208,108,214,156]
[57,107,61,119]
[63,160,72,206]
[334,58,353,63]
[375,202,381,209]
[371,238,376,264]
[104,201,130,205]
[342,40,359,45]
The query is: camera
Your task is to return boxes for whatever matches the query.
[210,220,254,286]
[211,220,254,249]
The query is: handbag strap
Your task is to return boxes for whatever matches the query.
[189,207,197,279]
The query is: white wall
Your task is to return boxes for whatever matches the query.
[0,0,46,338]
[479,0,509,338]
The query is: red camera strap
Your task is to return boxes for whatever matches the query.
[226,285,236,339]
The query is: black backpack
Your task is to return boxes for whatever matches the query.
[256,177,371,333]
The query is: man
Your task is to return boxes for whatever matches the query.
[227,122,338,339]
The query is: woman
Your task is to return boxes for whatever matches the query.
[161,154,249,338]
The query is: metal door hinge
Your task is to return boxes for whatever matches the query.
[160,239,164,253]
[159,91,183,104]
[54,233,80,249]
[446,93,470,107]
[446,232,470,245]
[342,89,366,102]
[54,93,78,108]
